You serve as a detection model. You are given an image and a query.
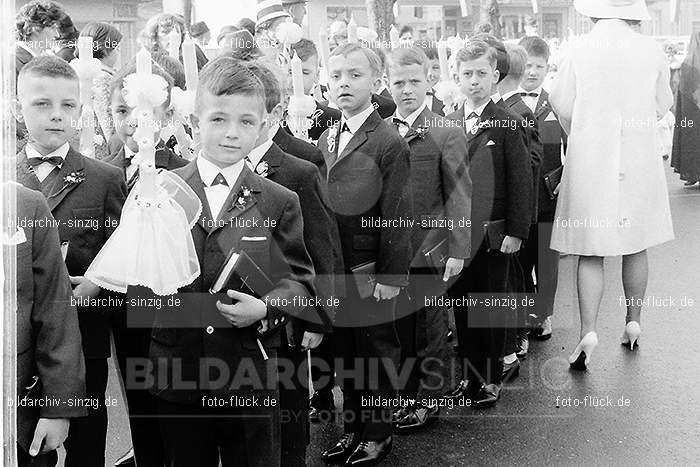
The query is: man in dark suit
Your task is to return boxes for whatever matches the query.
[245,61,342,467]
[519,36,567,341]
[385,47,472,432]
[306,93,397,142]
[15,56,127,467]
[149,57,316,467]
[445,41,532,409]
[318,43,413,466]
[9,183,87,467]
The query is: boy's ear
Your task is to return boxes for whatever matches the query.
[372,75,382,93]
[494,69,500,83]
[12,99,23,123]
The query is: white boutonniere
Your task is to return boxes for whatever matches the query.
[234,186,253,210]
[255,161,269,177]
[327,123,339,153]
[64,170,85,186]
[415,126,429,138]
[471,118,492,135]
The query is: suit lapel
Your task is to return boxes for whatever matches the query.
[46,149,85,211]
[335,111,380,164]
[15,151,41,192]
[467,102,497,143]
[260,143,283,177]
[534,91,550,120]
[180,161,214,234]
[210,166,261,235]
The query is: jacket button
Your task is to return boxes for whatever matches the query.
[274,319,279,326]
[206,326,214,334]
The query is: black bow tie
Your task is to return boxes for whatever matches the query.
[520,92,539,98]
[340,122,351,134]
[393,117,409,127]
[426,90,435,96]
[210,173,229,187]
[27,155,64,167]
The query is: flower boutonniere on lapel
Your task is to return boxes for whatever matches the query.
[63,170,85,186]
[471,118,493,135]
[327,122,339,153]
[254,161,270,178]
[415,126,429,139]
[234,185,253,211]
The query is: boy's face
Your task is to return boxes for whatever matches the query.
[110,89,170,153]
[521,55,548,92]
[17,75,80,154]
[457,56,499,107]
[388,63,430,117]
[328,51,380,118]
[426,58,441,87]
[300,54,319,95]
[192,91,265,169]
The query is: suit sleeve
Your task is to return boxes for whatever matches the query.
[261,192,318,334]
[503,121,533,240]
[440,127,472,259]
[376,135,413,287]
[30,195,87,419]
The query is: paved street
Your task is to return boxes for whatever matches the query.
[83,162,699,466]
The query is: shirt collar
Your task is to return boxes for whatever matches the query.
[341,104,375,134]
[17,42,37,57]
[248,139,274,170]
[464,100,490,118]
[395,102,427,128]
[124,146,136,159]
[196,153,245,187]
[377,85,388,96]
[490,91,502,103]
[500,89,521,102]
[26,142,69,161]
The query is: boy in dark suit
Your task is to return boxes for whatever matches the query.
[445,40,532,408]
[244,60,342,467]
[318,43,413,466]
[9,183,87,467]
[415,45,446,116]
[518,36,566,341]
[149,57,316,467]
[15,56,127,467]
[385,46,472,432]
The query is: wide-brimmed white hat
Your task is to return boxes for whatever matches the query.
[574,0,651,21]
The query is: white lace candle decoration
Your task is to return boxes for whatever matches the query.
[434,37,462,116]
[287,51,316,141]
[70,36,101,158]
[390,25,400,50]
[168,26,181,59]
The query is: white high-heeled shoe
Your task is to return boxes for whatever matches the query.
[620,321,641,350]
[569,332,598,370]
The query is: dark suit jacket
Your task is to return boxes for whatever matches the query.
[318,109,413,289]
[378,87,393,101]
[308,94,397,142]
[272,125,326,173]
[502,93,543,225]
[429,93,445,116]
[533,90,566,220]
[104,144,189,192]
[17,148,127,358]
[258,142,344,330]
[446,101,533,247]
[149,163,315,404]
[387,107,472,266]
[11,183,87,451]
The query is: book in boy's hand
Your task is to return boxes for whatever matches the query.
[209,249,274,298]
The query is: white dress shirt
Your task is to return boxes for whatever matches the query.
[394,103,427,137]
[337,104,375,156]
[196,155,244,220]
[26,142,69,182]
[124,146,138,182]
[517,86,542,113]
[463,100,490,134]
[491,91,502,104]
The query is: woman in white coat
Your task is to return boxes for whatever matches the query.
[549,0,674,370]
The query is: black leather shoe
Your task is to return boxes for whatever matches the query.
[516,329,529,359]
[114,448,136,466]
[394,403,439,433]
[443,380,467,399]
[391,405,409,424]
[472,383,502,409]
[502,358,521,383]
[322,433,360,463]
[310,390,335,423]
[345,437,392,466]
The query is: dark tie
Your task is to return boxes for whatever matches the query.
[393,117,408,128]
[122,155,134,168]
[466,112,479,120]
[210,173,229,187]
[340,122,351,134]
[520,92,539,98]
[27,156,63,167]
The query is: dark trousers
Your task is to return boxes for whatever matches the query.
[332,287,401,441]
[64,357,108,467]
[113,295,166,467]
[521,221,560,320]
[450,249,510,385]
[310,331,335,396]
[279,332,309,467]
[17,444,57,467]
[157,394,280,467]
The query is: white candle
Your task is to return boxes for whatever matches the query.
[291,51,304,97]
[459,0,469,17]
[168,27,180,59]
[437,38,449,82]
[78,35,93,60]
[347,16,358,43]
[182,34,198,91]
[136,47,152,74]
[531,0,539,14]
[670,0,679,22]
[389,25,399,49]
[318,27,331,73]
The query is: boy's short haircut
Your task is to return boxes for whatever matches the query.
[370,47,387,74]
[195,56,266,114]
[291,38,318,62]
[330,43,382,78]
[386,47,429,77]
[15,0,65,42]
[18,55,78,85]
[399,25,413,36]
[524,15,537,27]
[455,40,497,69]
[244,61,281,113]
[518,36,550,62]
[504,44,527,80]
[79,22,123,60]
[418,45,438,61]
[152,52,186,90]
[109,60,175,108]
[470,33,509,82]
